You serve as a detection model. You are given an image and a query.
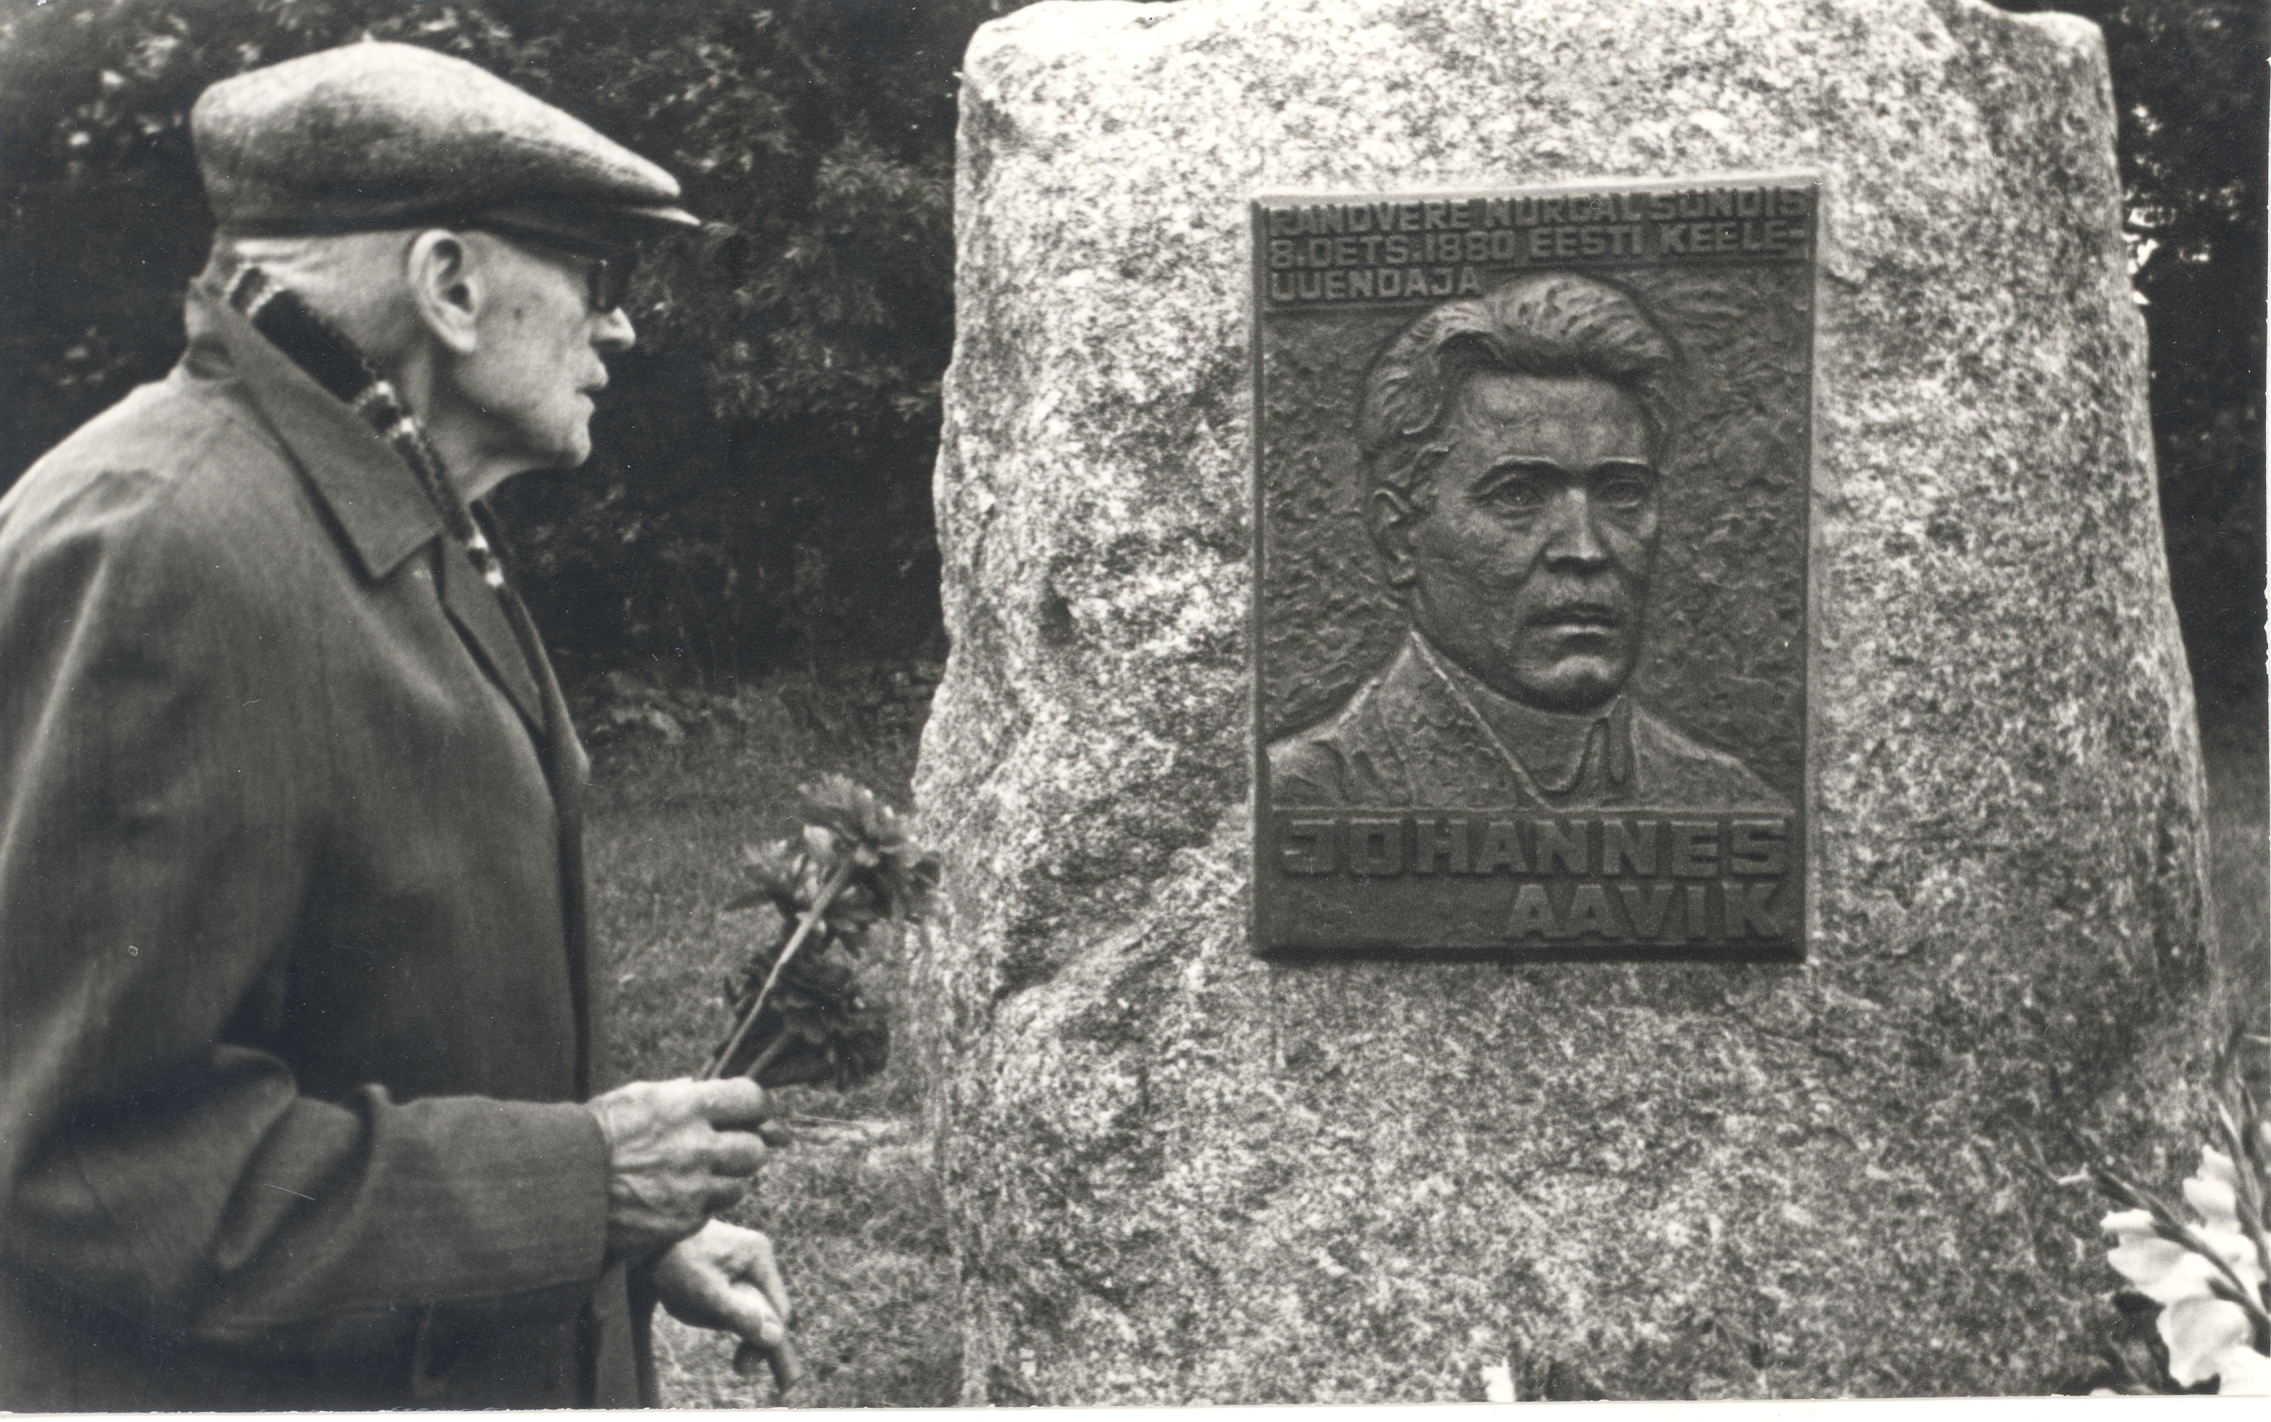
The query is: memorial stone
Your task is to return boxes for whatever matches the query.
[913,0,2221,1401]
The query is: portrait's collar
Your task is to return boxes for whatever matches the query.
[1411,632,1632,797]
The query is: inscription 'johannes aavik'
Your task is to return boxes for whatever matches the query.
[1270,812,1795,944]
[1251,178,1816,959]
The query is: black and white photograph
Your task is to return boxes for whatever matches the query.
[0,0,2262,1407]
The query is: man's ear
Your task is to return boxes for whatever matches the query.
[1369,485,1422,588]
[405,230,481,355]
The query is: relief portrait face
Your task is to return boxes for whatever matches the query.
[1375,370,1660,713]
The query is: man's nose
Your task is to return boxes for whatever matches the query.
[1541,488,1610,569]
[593,306,636,354]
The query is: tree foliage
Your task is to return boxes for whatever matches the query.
[1,0,2261,711]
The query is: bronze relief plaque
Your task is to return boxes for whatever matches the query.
[1251,177,1816,960]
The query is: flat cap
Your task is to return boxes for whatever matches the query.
[191,41,698,248]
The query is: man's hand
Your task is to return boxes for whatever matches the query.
[584,1077,771,1260]
[652,1220,799,1386]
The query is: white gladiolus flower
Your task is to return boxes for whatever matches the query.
[2102,1145,2271,1396]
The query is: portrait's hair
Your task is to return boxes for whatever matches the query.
[1359,272,1683,508]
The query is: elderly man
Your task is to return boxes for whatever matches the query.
[0,43,787,1409]
[1269,273,1787,810]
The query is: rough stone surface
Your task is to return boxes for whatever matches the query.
[912,0,2220,1401]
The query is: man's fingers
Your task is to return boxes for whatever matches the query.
[713,1272,785,1349]
[742,1230,793,1329]
[592,1082,772,1262]
[652,1225,800,1392]
[734,1337,806,1391]
[692,1076,768,1125]
[706,1127,768,1177]
[700,1173,751,1215]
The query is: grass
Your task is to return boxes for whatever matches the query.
[580,666,2269,1407]
[581,666,958,1408]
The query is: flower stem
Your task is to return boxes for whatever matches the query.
[701,857,860,1081]
[743,1032,793,1084]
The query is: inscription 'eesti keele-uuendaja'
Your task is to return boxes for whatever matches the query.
[1251,177,1817,959]
[1263,184,1816,304]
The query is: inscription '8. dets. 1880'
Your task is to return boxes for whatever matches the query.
[1250,177,1817,960]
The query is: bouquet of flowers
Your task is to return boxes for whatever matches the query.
[694,775,937,1393]
[2091,1086,2270,1396]
[700,774,938,1088]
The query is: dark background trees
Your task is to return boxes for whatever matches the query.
[2,0,2261,726]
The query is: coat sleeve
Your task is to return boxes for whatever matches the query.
[0,460,610,1360]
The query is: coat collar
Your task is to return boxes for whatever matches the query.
[185,283,443,581]
[183,283,545,731]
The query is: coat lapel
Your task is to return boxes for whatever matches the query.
[493,575,598,1096]
[1399,634,1638,805]
[435,543,548,738]
[1388,642,1529,804]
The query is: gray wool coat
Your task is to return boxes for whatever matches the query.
[0,285,648,1409]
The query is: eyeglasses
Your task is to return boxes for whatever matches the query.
[471,224,637,313]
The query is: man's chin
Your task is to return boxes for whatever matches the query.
[1492,657,1630,714]
[523,419,594,471]
[525,432,595,473]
